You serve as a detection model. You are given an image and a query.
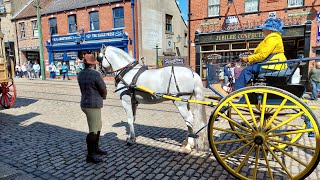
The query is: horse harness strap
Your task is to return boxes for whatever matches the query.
[115,61,139,87]
[166,66,193,97]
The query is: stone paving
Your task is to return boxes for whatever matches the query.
[0,78,319,179]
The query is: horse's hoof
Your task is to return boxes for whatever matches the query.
[126,139,135,146]
[181,144,192,154]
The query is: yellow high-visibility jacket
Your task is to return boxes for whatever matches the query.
[248,32,287,70]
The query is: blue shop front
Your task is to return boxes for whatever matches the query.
[46,29,128,76]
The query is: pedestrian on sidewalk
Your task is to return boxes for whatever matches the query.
[77,53,107,164]
[26,61,33,79]
[21,63,27,78]
[309,61,320,100]
[49,62,57,79]
[33,61,40,79]
[61,62,71,80]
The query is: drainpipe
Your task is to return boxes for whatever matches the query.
[131,0,136,59]
[188,0,191,65]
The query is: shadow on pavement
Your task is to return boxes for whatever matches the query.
[12,97,38,108]
[0,113,317,179]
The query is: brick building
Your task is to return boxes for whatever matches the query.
[0,0,30,64]
[189,0,320,84]
[12,0,51,66]
[40,0,136,77]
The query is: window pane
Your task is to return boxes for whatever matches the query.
[49,18,58,35]
[245,0,258,12]
[288,0,303,7]
[216,44,229,50]
[89,12,99,30]
[201,45,214,51]
[113,7,124,28]
[232,43,246,50]
[208,5,219,16]
[68,15,77,33]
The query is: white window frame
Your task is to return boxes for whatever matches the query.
[208,0,220,17]
[19,22,26,39]
[245,0,259,13]
[31,20,38,37]
[288,0,303,7]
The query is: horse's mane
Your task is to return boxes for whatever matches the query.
[105,46,135,63]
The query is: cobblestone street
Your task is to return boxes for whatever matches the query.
[0,78,319,179]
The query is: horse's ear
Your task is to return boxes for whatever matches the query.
[102,44,106,51]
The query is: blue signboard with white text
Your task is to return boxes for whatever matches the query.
[84,30,123,41]
[317,26,320,43]
[51,34,82,43]
[317,12,320,22]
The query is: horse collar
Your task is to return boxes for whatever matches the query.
[115,61,139,87]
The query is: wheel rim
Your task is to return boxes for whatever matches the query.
[0,81,16,108]
[208,86,320,180]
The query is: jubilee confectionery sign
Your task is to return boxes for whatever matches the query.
[199,27,305,43]
[317,26,320,43]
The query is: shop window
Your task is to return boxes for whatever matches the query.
[249,42,259,49]
[216,44,230,51]
[232,43,247,50]
[113,7,124,28]
[49,18,58,35]
[89,11,100,31]
[165,14,173,32]
[32,20,38,37]
[208,0,220,17]
[201,45,214,51]
[68,15,77,33]
[245,0,259,12]
[288,0,303,7]
[19,22,25,39]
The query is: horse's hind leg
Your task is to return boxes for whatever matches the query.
[173,100,194,154]
[121,95,136,145]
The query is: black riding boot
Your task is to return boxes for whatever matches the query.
[95,131,107,155]
[86,132,103,163]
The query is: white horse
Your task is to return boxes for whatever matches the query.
[99,46,208,153]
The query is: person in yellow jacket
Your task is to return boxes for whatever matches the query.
[223,17,287,92]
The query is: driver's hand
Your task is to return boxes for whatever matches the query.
[241,57,249,63]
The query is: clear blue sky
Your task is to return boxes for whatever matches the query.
[177,0,188,21]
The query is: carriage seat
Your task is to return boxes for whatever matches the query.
[255,68,293,85]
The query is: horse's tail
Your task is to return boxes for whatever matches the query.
[193,73,209,152]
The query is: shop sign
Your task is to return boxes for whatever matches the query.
[53,52,64,60]
[317,12,320,22]
[20,46,39,51]
[225,16,238,26]
[84,30,123,41]
[317,26,320,43]
[199,27,305,43]
[288,12,312,17]
[161,57,185,66]
[51,34,82,43]
[66,51,78,60]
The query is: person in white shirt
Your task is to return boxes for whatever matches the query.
[21,63,27,78]
[33,61,41,79]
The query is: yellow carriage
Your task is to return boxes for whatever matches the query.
[135,58,320,180]
[0,31,16,108]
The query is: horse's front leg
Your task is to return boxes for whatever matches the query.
[121,95,136,145]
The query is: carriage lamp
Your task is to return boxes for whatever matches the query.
[228,0,233,6]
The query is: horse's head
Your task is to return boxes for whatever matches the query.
[98,44,111,70]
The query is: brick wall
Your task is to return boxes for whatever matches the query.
[190,0,320,71]
[41,1,136,73]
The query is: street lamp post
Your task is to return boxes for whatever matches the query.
[154,45,161,66]
[36,0,46,80]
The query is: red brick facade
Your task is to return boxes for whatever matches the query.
[40,0,137,79]
[190,0,320,78]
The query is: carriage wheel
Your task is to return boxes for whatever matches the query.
[228,107,307,149]
[208,86,320,180]
[0,81,16,109]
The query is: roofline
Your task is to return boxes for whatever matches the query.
[173,0,187,28]
[41,0,125,16]
[12,0,34,21]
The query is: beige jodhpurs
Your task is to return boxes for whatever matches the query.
[81,108,102,133]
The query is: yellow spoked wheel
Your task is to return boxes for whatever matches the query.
[208,86,320,180]
[228,107,307,149]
